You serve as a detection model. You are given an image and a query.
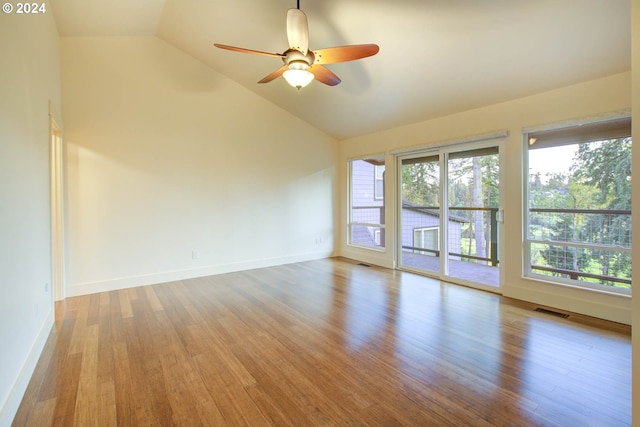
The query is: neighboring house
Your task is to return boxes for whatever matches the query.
[401,201,467,259]
[350,160,467,254]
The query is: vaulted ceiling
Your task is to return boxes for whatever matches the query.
[51,0,631,140]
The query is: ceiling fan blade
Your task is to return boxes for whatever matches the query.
[258,65,289,84]
[309,65,341,86]
[313,44,380,64]
[286,8,309,55]
[214,43,284,58]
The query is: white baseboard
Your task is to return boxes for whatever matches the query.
[66,250,335,297]
[0,308,54,427]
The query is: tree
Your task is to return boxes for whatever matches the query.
[402,161,439,206]
[471,157,486,263]
[572,138,632,282]
[538,174,596,276]
[573,138,631,210]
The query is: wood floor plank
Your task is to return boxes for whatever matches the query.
[158,351,204,427]
[23,398,56,427]
[143,285,165,312]
[118,288,134,319]
[86,294,101,326]
[195,400,226,427]
[72,324,99,427]
[111,341,136,426]
[50,352,82,427]
[13,258,632,427]
[96,381,117,427]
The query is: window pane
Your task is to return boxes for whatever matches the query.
[400,156,440,273]
[526,120,631,292]
[349,158,385,249]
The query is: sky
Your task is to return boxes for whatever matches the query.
[528,144,577,181]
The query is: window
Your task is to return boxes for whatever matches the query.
[349,156,385,249]
[413,227,439,255]
[524,117,631,293]
[373,229,381,245]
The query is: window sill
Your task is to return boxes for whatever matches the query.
[523,273,631,298]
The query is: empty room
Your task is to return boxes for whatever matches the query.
[1,0,639,426]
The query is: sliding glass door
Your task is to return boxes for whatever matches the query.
[398,143,502,290]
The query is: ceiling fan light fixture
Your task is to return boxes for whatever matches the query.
[283,61,314,89]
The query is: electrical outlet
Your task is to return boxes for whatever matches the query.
[192,249,200,260]
[44,283,49,293]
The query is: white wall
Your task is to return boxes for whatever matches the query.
[631,2,639,425]
[338,72,632,325]
[61,37,338,296]
[0,4,61,425]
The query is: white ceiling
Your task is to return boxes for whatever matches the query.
[51,0,631,140]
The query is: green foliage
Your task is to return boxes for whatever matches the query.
[573,138,631,210]
[481,154,499,208]
[402,154,500,209]
[402,161,439,207]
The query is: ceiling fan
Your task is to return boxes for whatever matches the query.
[214,1,379,90]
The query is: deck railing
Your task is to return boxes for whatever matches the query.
[528,208,631,288]
[353,205,631,288]
[401,206,499,266]
[350,206,385,248]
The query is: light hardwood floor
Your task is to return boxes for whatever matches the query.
[13,258,631,426]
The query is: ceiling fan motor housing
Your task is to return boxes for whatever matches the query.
[283,49,315,68]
